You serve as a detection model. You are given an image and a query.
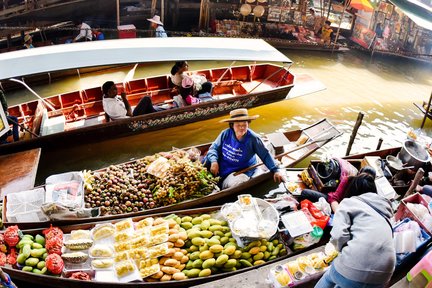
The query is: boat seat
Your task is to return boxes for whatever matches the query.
[65,115,106,131]
[40,110,65,136]
[240,80,276,93]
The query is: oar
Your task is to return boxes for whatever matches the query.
[9,78,56,111]
[233,133,338,176]
[215,61,236,86]
[7,117,39,138]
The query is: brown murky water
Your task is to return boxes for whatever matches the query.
[5,49,432,187]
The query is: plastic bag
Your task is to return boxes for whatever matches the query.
[314,197,331,216]
[300,200,330,230]
[45,172,84,210]
[146,157,170,178]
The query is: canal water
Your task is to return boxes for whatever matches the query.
[5,49,432,190]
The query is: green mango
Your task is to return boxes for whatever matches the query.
[35,235,46,246]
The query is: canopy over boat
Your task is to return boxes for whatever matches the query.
[0,37,292,80]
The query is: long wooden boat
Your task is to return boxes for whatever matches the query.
[0,37,296,155]
[278,146,410,199]
[1,205,326,287]
[2,118,342,229]
[264,38,347,52]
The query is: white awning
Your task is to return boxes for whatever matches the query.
[0,37,292,80]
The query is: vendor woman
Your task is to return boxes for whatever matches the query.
[203,108,285,189]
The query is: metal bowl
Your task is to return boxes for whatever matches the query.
[397,140,431,170]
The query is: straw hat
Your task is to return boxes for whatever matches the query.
[147,15,164,26]
[24,34,32,43]
[220,108,259,122]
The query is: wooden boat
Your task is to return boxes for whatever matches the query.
[279,146,411,199]
[265,38,347,52]
[414,101,432,121]
[0,37,296,155]
[1,205,326,287]
[2,118,342,229]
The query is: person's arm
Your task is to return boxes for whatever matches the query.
[330,200,353,251]
[121,92,132,117]
[73,24,86,42]
[0,90,8,114]
[331,201,339,213]
[252,132,284,182]
[327,176,349,212]
[205,130,227,175]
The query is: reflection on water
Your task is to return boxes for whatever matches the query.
[5,49,431,186]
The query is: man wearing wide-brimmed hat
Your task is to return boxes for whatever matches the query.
[22,34,34,49]
[147,15,167,38]
[204,108,285,189]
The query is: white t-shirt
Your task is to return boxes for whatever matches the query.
[103,96,130,120]
[75,22,92,41]
[170,73,185,87]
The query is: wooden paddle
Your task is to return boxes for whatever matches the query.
[233,132,338,176]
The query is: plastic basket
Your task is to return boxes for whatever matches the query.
[395,193,431,235]
[393,218,431,268]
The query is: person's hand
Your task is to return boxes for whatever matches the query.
[273,171,285,183]
[120,92,127,99]
[210,162,219,176]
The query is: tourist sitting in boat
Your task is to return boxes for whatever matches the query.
[0,90,19,144]
[182,77,200,105]
[73,20,93,42]
[197,81,214,102]
[22,34,34,49]
[102,81,157,121]
[170,61,188,88]
[92,26,105,41]
[315,189,395,288]
[299,161,376,213]
[147,15,167,38]
[320,20,333,45]
[203,108,285,189]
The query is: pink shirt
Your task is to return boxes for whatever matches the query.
[327,158,358,204]
[185,95,200,105]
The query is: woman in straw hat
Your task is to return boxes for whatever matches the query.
[204,108,285,189]
[147,15,167,38]
[22,34,34,49]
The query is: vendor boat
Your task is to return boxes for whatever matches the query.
[0,37,296,155]
[2,118,342,229]
[0,204,329,287]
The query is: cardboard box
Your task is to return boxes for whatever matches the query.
[118,24,136,39]
[267,132,291,155]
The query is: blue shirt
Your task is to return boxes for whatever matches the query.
[156,26,167,38]
[205,128,279,178]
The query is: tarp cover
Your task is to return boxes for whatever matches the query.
[389,0,432,31]
[0,37,292,80]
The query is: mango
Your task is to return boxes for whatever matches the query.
[37,261,46,270]
[272,247,280,256]
[224,245,236,256]
[189,251,201,261]
[200,231,213,239]
[214,231,224,237]
[239,259,253,267]
[254,260,266,266]
[253,252,264,261]
[202,258,216,269]
[199,268,211,277]
[209,225,223,232]
[201,214,211,220]
[207,238,220,246]
[199,244,209,252]
[241,252,251,259]
[30,248,46,258]
[269,256,277,261]
[215,254,229,266]
[264,251,271,260]
[42,253,48,260]
[32,243,43,249]
[187,230,201,239]
[209,219,222,226]
[192,217,203,225]
[185,260,194,270]
[267,242,274,252]
[22,244,31,258]
[232,250,242,259]
[16,239,33,249]
[17,254,28,265]
[223,259,237,269]
[22,266,33,272]
[260,245,267,252]
[35,235,45,246]
[191,238,205,246]
[199,251,214,260]
[249,247,261,255]
[209,245,223,254]
[188,245,198,253]
[280,248,287,256]
[200,220,211,230]
[221,226,230,233]
[181,216,192,223]
[22,235,34,241]
[224,232,232,238]
[181,222,193,230]
[192,259,203,269]
[222,267,237,272]
[187,268,201,278]
[25,257,39,267]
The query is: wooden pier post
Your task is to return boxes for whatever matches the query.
[376,138,383,151]
[345,112,364,156]
[421,91,432,129]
